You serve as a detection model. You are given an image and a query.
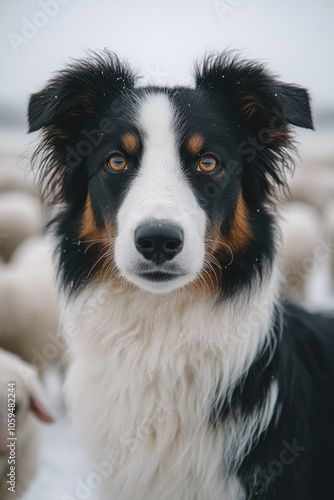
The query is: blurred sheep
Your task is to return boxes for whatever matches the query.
[0,348,53,499]
[280,202,321,301]
[0,152,36,196]
[323,199,334,281]
[0,191,43,262]
[289,161,334,211]
[0,236,62,373]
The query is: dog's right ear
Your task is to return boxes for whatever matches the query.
[28,75,82,133]
[28,51,136,133]
[28,52,136,204]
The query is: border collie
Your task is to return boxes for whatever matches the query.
[28,51,334,500]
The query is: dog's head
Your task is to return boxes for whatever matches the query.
[28,51,313,296]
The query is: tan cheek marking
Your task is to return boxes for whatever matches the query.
[187,134,204,155]
[79,195,107,241]
[199,193,253,291]
[121,133,139,155]
[224,192,253,253]
[78,195,119,281]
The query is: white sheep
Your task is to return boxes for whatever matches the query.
[0,151,36,197]
[0,348,54,499]
[0,236,61,372]
[0,191,43,262]
[323,199,334,282]
[289,160,334,210]
[280,202,321,301]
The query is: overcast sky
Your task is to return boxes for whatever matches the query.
[1,0,333,125]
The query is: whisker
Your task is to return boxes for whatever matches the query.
[202,263,217,289]
[204,251,224,274]
[104,260,118,281]
[86,246,115,279]
[205,238,234,266]
[101,251,115,272]
[84,240,111,254]
[73,237,116,244]
[198,271,211,292]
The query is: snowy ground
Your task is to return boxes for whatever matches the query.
[22,404,85,500]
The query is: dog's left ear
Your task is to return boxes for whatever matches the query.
[196,53,314,203]
[28,51,135,133]
[195,53,314,135]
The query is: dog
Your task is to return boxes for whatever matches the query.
[28,51,334,500]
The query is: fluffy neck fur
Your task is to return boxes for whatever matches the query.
[61,265,280,500]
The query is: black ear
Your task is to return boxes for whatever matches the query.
[195,53,314,132]
[271,83,314,130]
[28,51,136,204]
[195,53,314,204]
[28,51,136,133]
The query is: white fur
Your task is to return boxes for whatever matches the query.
[62,264,280,500]
[0,349,53,499]
[114,93,206,294]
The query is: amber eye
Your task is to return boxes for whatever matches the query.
[198,155,217,173]
[107,154,127,171]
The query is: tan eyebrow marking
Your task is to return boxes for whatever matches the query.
[121,133,140,154]
[187,134,204,155]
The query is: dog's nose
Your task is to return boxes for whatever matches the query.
[135,221,184,265]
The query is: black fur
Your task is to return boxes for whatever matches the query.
[238,304,334,499]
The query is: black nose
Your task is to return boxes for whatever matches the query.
[135,221,184,265]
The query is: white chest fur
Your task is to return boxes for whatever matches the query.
[62,274,279,500]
